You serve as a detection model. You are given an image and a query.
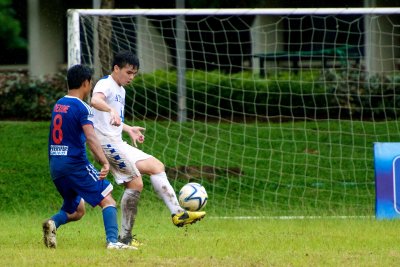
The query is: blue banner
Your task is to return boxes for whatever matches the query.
[374,142,400,219]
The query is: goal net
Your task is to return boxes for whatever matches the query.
[69,8,400,216]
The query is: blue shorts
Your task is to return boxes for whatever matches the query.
[53,163,113,214]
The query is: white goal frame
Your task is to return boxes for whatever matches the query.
[68,7,400,67]
[68,7,400,122]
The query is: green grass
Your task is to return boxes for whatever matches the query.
[1,120,400,215]
[2,120,400,266]
[2,210,400,266]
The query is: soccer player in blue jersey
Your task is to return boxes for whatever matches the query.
[43,64,136,250]
[90,50,206,246]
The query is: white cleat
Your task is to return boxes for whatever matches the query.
[106,241,138,250]
[42,219,57,248]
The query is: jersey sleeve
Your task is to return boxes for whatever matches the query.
[78,100,94,126]
[93,76,111,98]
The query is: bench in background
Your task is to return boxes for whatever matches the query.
[253,45,361,77]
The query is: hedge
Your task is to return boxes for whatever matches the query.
[127,70,330,120]
[0,73,66,120]
[1,69,399,121]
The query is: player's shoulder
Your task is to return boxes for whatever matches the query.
[65,96,92,114]
[95,75,112,86]
[94,75,114,92]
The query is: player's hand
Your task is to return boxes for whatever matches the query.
[98,162,110,180]
[109,109,121,126]
[129,126,146,147]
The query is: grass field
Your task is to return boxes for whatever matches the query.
[2,211,400,266]
[1,119,398,215]
[1,120,400,266]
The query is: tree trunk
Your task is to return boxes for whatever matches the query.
[98,0,114,77]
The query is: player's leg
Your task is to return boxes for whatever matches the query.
[66,200,86,221]
[94,194,135,250]
[135,157,206,227]
[119,177,143,246]
[136,157,183,214]
[100,141,145,246]
[43,176,86,248]
[97,195,118,246]
[48,198,85,226]
[75,164,137,250]
[97,192,137,249]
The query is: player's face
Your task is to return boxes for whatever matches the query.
[84,79,93,98]
[114,64,138,86]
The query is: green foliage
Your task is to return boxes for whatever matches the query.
[128,70,178,119]
[2,69,400,121]
[0,0,26,49]
[0,73,66,120]
[322,68,400,119]
[127,70,326,120]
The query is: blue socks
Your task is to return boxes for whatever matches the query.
[102,206,118,243]
[51,210,68,228]
[51,206,118,244]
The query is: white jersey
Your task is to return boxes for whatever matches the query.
[91,75,125,139]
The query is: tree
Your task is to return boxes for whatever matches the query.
[0,0,26,50]
[98,0,114,77]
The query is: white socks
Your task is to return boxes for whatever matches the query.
[150,172,184,215]
[120,189,140,241]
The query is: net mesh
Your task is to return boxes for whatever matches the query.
[75,10,400,216]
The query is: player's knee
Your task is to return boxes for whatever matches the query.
[99,195,116,208]
[134,182,144,192]
[68,209,85,221]
[69,199,86,221]
[153,158,165,173]
[74,209,85,220]
[136,178,144,191]
[126,176,144,191]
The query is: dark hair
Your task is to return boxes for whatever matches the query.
[67,64,93,90]
[112,50,140,72]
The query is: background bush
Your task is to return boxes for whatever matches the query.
[322,68,400,120]
[0,72,66,120]
[1,69,399,121]
[127,70,328,120]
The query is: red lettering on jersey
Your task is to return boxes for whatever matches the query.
[54,104,70,113]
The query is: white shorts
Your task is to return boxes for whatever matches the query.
[95,133,152,184]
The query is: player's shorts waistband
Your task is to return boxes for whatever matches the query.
[94,129,122,144]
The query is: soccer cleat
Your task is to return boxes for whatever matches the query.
[130,237,143,247]
[172,210,206,227]
[118,235,143,247]
[42,219,57,248]
[106,241,138,250]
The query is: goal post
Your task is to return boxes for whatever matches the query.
[68,8,400,217]
[67,9,81,67]
[68,7,400,68]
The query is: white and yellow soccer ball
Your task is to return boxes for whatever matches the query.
[178,182,208,211]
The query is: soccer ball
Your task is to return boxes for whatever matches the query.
[178,182,208,211]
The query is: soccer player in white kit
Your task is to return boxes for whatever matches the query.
[90,50,206,246]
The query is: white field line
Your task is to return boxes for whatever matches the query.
[209,215,374,220]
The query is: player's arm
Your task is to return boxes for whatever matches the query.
[90,92,121,126]
[123,124,146,147]
[83,124,110,179]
